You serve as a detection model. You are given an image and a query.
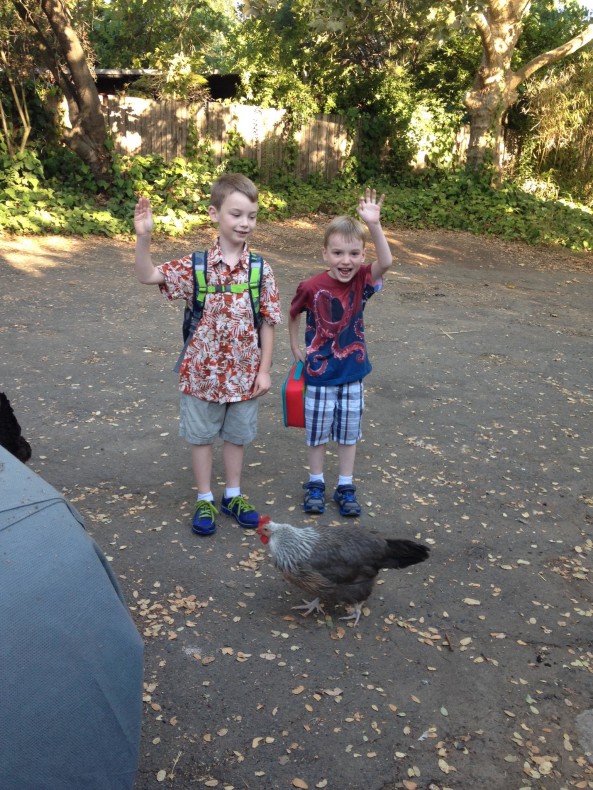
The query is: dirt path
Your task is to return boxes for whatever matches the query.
[1,222,592,789]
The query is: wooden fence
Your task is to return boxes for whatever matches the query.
[101,96,354,181]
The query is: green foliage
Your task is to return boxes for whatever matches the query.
[0,149,122,236]
[0,147,591,251]
[228,13,320,124]
[407,97,464,170]
[220,128,259,178]
[265,170,593,252]
[88,0,239,76]
[381,171,593,251]
[515,0,591,70]
[515,51,593,204]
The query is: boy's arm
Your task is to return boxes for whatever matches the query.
[357,187,393,282]
[288,313,305,363]
[252,321,274,397]
[134,198,166,285]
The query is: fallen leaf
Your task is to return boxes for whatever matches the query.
[292,685,305,695]
[438,758,456,774]
[292,779,308,789]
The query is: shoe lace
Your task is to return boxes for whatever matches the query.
[195,500,218,517]
[227,495,255,515]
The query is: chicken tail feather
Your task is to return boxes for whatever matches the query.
[383,539,430,569]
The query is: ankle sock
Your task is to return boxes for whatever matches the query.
[224,486,241,499]
[197,492,214,503]
[338,475,353,487]
[309,474,324,484]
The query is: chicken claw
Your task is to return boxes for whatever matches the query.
[292,597,325,617]
[339,603,363,627]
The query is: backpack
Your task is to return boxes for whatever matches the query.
[174,250,264,372]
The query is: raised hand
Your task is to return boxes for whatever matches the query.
[356,187,385,226]
[134,197,154,236]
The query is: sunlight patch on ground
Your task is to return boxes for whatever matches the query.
[0,236,82,276]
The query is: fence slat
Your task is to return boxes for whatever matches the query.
[100,97,357,181]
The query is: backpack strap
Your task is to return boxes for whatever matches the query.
[174,250,209,373]
[247,253,264,334]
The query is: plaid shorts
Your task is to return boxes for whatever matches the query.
[304,380,364,446]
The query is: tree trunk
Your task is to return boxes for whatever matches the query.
[463,0,593,177]
[463,2,524,174]
[12,0,112,183]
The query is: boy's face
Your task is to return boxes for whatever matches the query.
[208,191,259,247]
[323,232,366,283]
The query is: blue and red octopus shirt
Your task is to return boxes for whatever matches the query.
[289,263,382,386]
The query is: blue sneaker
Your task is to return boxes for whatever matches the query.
[333,485,361,517]
[221,494,259,528]
[192,500,218,535]
[303,481,326,514]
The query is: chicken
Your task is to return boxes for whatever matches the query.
[0,392,32,463]
[256,517,429,625]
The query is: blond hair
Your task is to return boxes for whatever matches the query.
[210,173,259,209]
[323,215,368,248]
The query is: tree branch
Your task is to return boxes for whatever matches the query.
[11,0,74,100]
[511,23,593,89]
[0,48,31,154]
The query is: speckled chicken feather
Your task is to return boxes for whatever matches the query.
[261,521,429,609]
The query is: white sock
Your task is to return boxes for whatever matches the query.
[197,492,214,502]
[338,475,353,487]
[309,473,324,484]
[225,486,241,499]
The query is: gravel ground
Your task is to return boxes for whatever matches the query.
[1,222,592,790]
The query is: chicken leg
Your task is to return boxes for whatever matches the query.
[339,603,363,626]
[292,597,325,617]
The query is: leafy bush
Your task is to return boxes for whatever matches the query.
[0,147,591,252]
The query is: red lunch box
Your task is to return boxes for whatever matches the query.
[282,361,306,428]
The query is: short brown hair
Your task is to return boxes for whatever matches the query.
[210,173,259,209]
[323,215,367,247]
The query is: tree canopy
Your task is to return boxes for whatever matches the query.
[2,0,593,183]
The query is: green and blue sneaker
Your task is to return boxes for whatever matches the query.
[221,494,260,529]
[192,500,218,536]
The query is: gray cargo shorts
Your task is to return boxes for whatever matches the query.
[179,393,259,445]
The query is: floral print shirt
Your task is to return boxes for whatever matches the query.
[158,241,281,403]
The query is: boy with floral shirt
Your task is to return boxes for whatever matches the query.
[288,188,392,517]
[134,173,282,535]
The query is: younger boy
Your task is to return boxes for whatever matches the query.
[134,173,282,536]
[288,188,392,517]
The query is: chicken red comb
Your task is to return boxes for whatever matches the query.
[257,515,271,528]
